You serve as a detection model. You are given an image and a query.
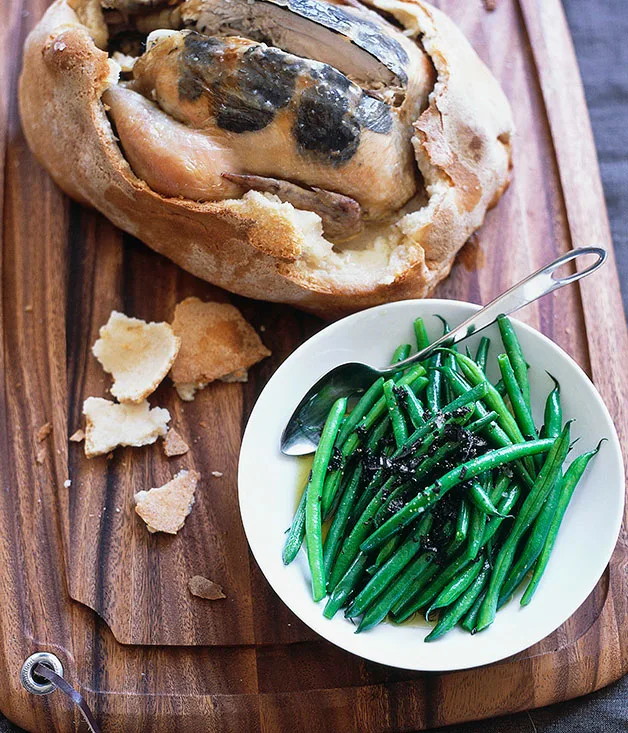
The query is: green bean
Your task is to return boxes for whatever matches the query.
[366,417,393,453]
[521,442,602,606]
[328,477,394,590]
[360,439,555,553]
[455,499,470,546]
[426,560,491,641]
[395,382,488,458]
[349,467,387,526]
[346,514,433,618]
[399,385,426,428]
[340,365,427,459]
[392,552,470,622]
[414,317,430,352]
[466,473,498,560]
[461,588,487,633]
[475,337,490,372]
[391,343,412,379]
[323,552,368,619]
[497,472,563,607]
[321,469,343,519]
[440,366,535,490]
[464,411,498,435]
[436,316,457,404]
[480,481,520,546]
[467,480,509,518]
[390,564,440,620]
[282,489,307,565]
[391,343,411,363]
[475,423,571,631]
[426,555,485,620]
[357,551,437,632]
[335,377,385,448]
[541,374,562,440]
[373,534,402,571]
[323,466,363,581]
[466,504,486,561]
[497,315,531,410]
[426,352,443,414]
[383,379,408,449]
[306,397,348,601]
[497,353,537,441]
[447,350,527,446]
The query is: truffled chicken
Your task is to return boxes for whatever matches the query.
[104,0,436,239]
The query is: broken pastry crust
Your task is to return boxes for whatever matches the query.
[163,428,189,457]
[188,575,226,600]
[83,396,170,457]
[170,298,270,399]
[92,310,181,403]
[18,0,513,318]
[135,469,199,533]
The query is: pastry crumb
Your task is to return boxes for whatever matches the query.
[163,428,189,457]
[188,575,226,600]
[134,469,199,534]
[83,397,170,458]
[92,311,180,403]
[35,447,46,464]
[63,479,71,488]
[211,471,223,478]
[69,429,85,442]
[170,298,269,400]
[36,422,53,442]
[25,304,33,312]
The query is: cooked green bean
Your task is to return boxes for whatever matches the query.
[521,442,602,605]
[455,499,470,546]
[391,343,412,379]
[498,315,531,409]
[475,423,571,630]
[383,379,408,449]
[335,377,385,448]
[306,397,348,601]
[426,560,491,641]
[426,351,443,414]
[475,337,490,372]
[426,555,485,620]
[540,374,562,440]
[357,550,438,632]
[400,385,426,428]
[440,365,535,490]
[282,489,307,565]
[360,439,554,553]
[461,588,488,633]
[346,514,433,618]
[497,472,562,607]
[414,317,430,352]
[323,552,369,619]
[467,480,509,518]
[323,466,363,581]
[448,350,527,446]
[328,477,394,590]
[497,353,537,441]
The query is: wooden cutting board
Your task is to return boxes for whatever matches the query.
[1,0,627,730]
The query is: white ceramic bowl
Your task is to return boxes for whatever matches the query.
[238,300,624,671]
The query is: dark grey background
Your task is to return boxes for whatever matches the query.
[3,0,626,730]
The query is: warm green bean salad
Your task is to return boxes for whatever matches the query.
[283,316,602,641]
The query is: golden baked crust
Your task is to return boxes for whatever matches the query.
[19,0,513,318]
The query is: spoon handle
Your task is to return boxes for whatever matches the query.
[384,247,607,373]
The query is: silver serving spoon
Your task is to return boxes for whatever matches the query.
[281,247,607,455]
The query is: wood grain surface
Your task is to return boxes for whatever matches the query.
[1,0,627,730]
